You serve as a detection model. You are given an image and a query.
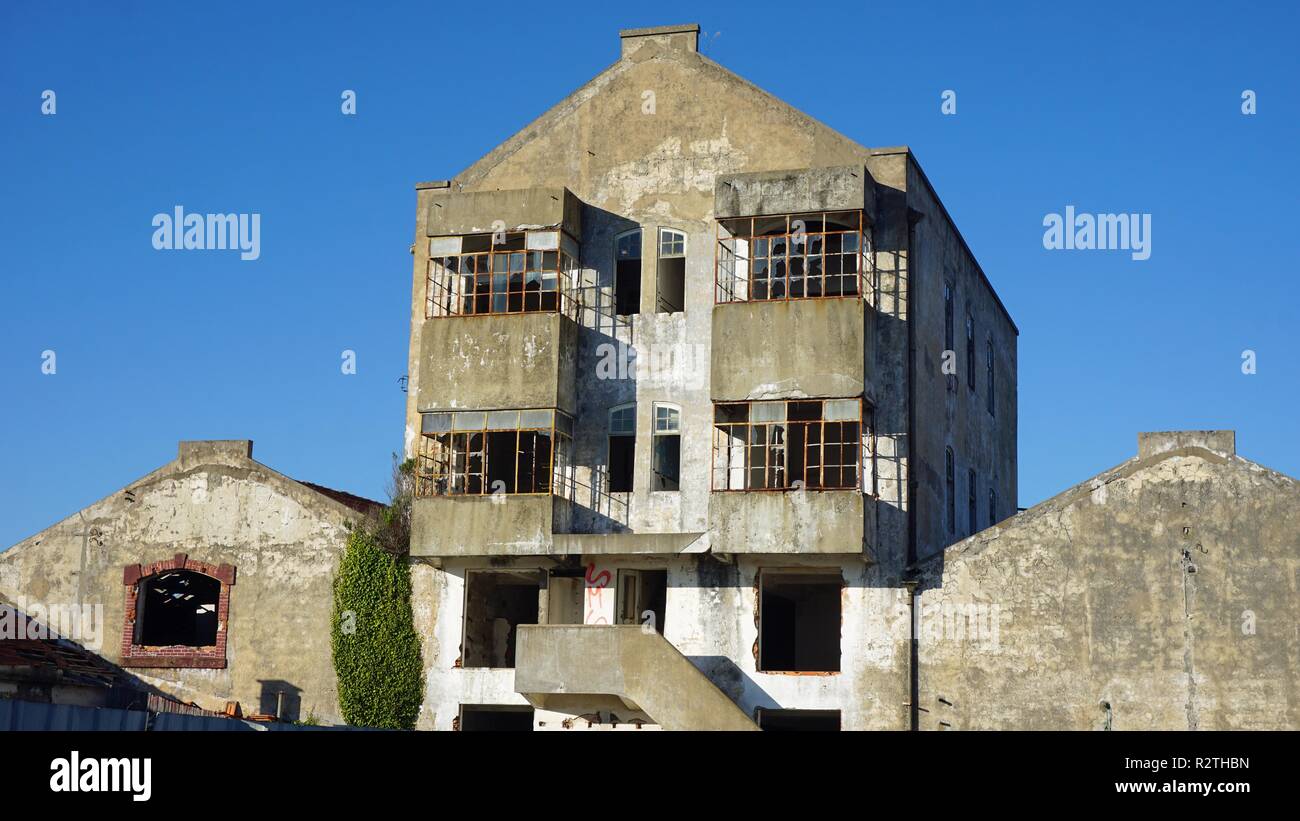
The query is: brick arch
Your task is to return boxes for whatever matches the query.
[121,553,235,669]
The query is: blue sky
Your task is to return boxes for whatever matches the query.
[1,0,1296,548]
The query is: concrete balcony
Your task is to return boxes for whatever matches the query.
[415,311,578,415]
[410,494,571,559]
[711,297,870,402]
[708,490,871,555]
[514,624,757,730]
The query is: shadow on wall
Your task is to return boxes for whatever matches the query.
[257,680,304,723]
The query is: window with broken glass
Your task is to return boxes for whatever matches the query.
[715,211,871,304]
[711,398,869,491]
[425,230,580,319]
[415,409,573,496]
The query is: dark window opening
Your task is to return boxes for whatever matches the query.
[759,573,841,673]
[135,570,220,647]
[968,469,978,535]
[653,435,680,491]
[415,409,569,497]
[986,339,995,416]
[989,487,998,527]
[463,571,539,668]
[945,448,956,535]
[656,257,685,313]
[966,313,976,389]
[615,230,641,316]
[616,569,666,634]
[609,436,635,492]
[758,709,841,731]
[459,705,534,731]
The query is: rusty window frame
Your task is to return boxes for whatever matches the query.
[426,230,579,320]
[415,409,572,497]
[710,398,870,492]
[714,211,872,305]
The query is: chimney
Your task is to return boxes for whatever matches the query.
[1137,430,1235,459]
[178,440,254,467]
[620,24,700,58]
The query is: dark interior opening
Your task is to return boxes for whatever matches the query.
[616,569,667,634]
[758,709,841,731]
[460,705,534,731]
[135,570,220,647]
[609,434,635,492]
[653,434,680,491]
[656,257,685,313]
[616,259,641,315]
[760,574,841,672]
[486,431,517,493]
[463,572,539,668]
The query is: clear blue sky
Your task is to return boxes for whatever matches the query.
[2,0,1296,549]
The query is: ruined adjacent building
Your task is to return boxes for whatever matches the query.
[0,440,379,724]
[917,431,1300,730]
[405,24,1017,730]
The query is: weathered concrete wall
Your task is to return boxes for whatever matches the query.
[906,154,1018,563]
[709,491,867,555]
[0,441,367,725]
[711,298,868,402]
[425,186,580,238]
[714,165,874,221]
[916,433,1300,730]
[410,495,561,558]
[414,312,577,415]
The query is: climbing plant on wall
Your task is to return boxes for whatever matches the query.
[331,521,424,730]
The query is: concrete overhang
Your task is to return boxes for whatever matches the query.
[551,533,706,556]
[714,165,876,222]
[426,186,581,238]
[709,490,871,555]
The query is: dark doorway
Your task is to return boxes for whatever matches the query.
[758,709,841,731]
[609,435,635,492]
[463,571,539,668]
[460,705,534,731]
[759,573,841,672]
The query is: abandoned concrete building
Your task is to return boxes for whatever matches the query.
[404,23,1018,731]
[917,431,1300,731]
[0,440,379,725]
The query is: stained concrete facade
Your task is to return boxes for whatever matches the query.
[916,431,1300,730]
[405,23,1015,730]
[0,440,377,725]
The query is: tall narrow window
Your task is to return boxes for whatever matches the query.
[988,486,998,527]
[652,403,681,491]
[944,281,955,392]
[656,228,686,313]
[608,404,636,492]
[986,338,995,416]
[965,312,975,389]
[968,468,977,535]
[945,448,955,535]
[615,229,641,316]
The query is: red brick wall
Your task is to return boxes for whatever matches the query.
[120,553,236,669]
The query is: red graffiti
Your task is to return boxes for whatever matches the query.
[585,563,611,624]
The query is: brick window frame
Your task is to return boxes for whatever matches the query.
[120,553,235,669]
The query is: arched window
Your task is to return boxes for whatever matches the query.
[615,229,641,316]
[656,228,687,313]
[652,403,681,491]
[608,404,636,492]
[945,448,955,535]
[122,555,234,669]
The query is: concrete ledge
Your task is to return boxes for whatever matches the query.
[425,186,581,238]
[709,490,868,554]
[410,495,563,557]
[715,165,875,221]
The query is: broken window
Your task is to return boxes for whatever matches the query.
[757,709,841,731]
[946,447,956,535]
[715,211,871,304]
[415,409,572,497]
[759,573,841,673]
[459,705,534,731]
[462,570,540,668]
[711,399,866,491]
[615,229,641,316]
[615,569,666,634]
[656,228,686,313]
[652,403,681,491]
[965,311,975,389]
[986,338,995,416]
[608,404,636,493]
[135,570,220,647]
[968,468,978,535]
[425,230,579,319]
